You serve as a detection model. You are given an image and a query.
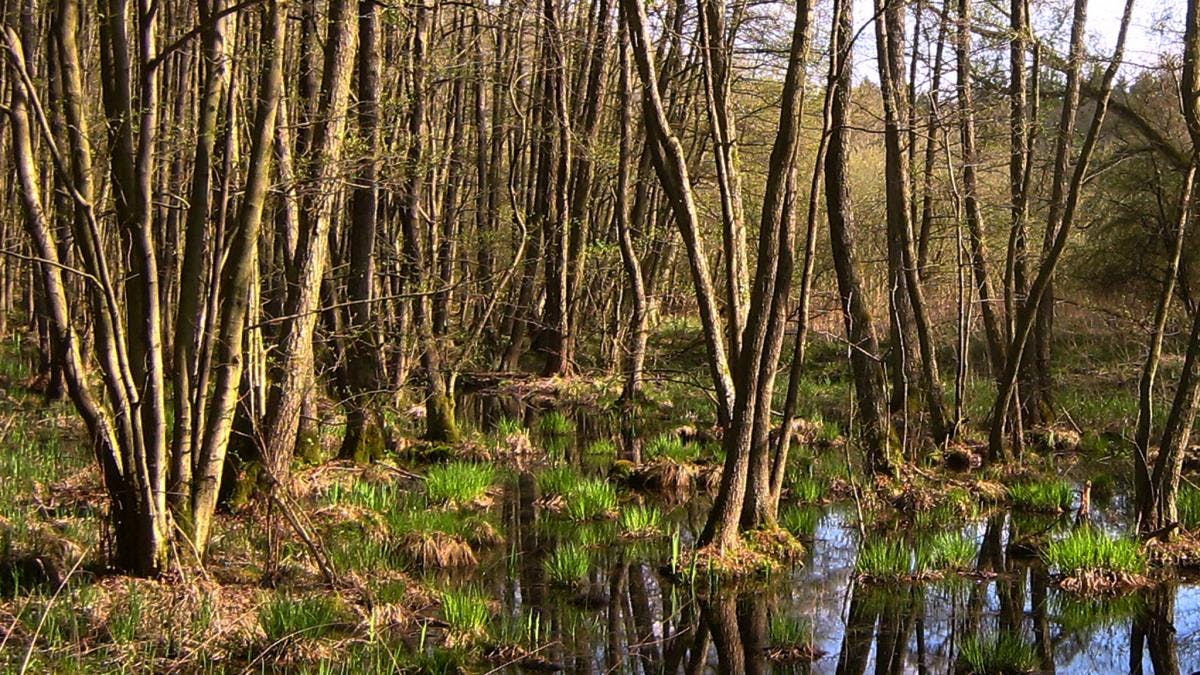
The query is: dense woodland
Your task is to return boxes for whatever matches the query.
[3,0,1200,670]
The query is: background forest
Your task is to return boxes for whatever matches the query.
[1,0,1200,671]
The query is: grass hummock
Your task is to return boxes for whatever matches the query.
[424,462,498,506]
[1044,526,1146,593]
[857,532,977,581]
[619,504,663,538]
[1007,480,1074,513]
[564,478,618,520]
[259,595,347,643]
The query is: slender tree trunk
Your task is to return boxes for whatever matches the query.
[988,0,1135,462]
[824,0,893,476]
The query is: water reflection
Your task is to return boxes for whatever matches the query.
[451,400,1200,673]
[468,491,1200,673]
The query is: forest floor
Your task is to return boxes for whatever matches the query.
[1,312,1199,672]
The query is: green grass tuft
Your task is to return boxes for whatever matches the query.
[440,586,490,637]
[644,434,701,463]
[856,539,912,580]
[787,472,825,504]
[1008,480,1074,512]
[585,439,617,456]
[619,504,663,536]
[538,411,575,437]
[564,478,618,520]
[768,614,813,648]
[1044,527,1145,576]
[496,417,524,437]
[918,532,976,572]
[537,465,583,497]
[779,505,821,538]
[1178,485,1200,531]
[259,595,346,642]
[424,462,497,506]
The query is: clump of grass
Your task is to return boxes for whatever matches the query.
[324,480,399,511]
[1052,592,1145,631]
[384,498,499,567]
[489,609,549,649]
[1044,527,1145,576]
[424,462,497,506]
[537,465,583,497]
[767,615,815,659]
[564,478,618,520]
[536,466,617,519]
[787,472,825,504]
[919,532,976,572]
[1008,480,1074,512]
[619,504,663,537]
[538,411,574,436]
[544,544,591,587]
[259,595,346,642]
[644,433,700,463]
[440,586,490,638]
[858,533,975,581]
[1178,485,1200,531]
[327,530,400,572]
[855,539,911,580]
[496,417,524,437]
[958,632,1037,674]
[585,439,617,456]
[779,505,821,539]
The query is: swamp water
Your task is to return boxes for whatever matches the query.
[435,396,1200,673]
